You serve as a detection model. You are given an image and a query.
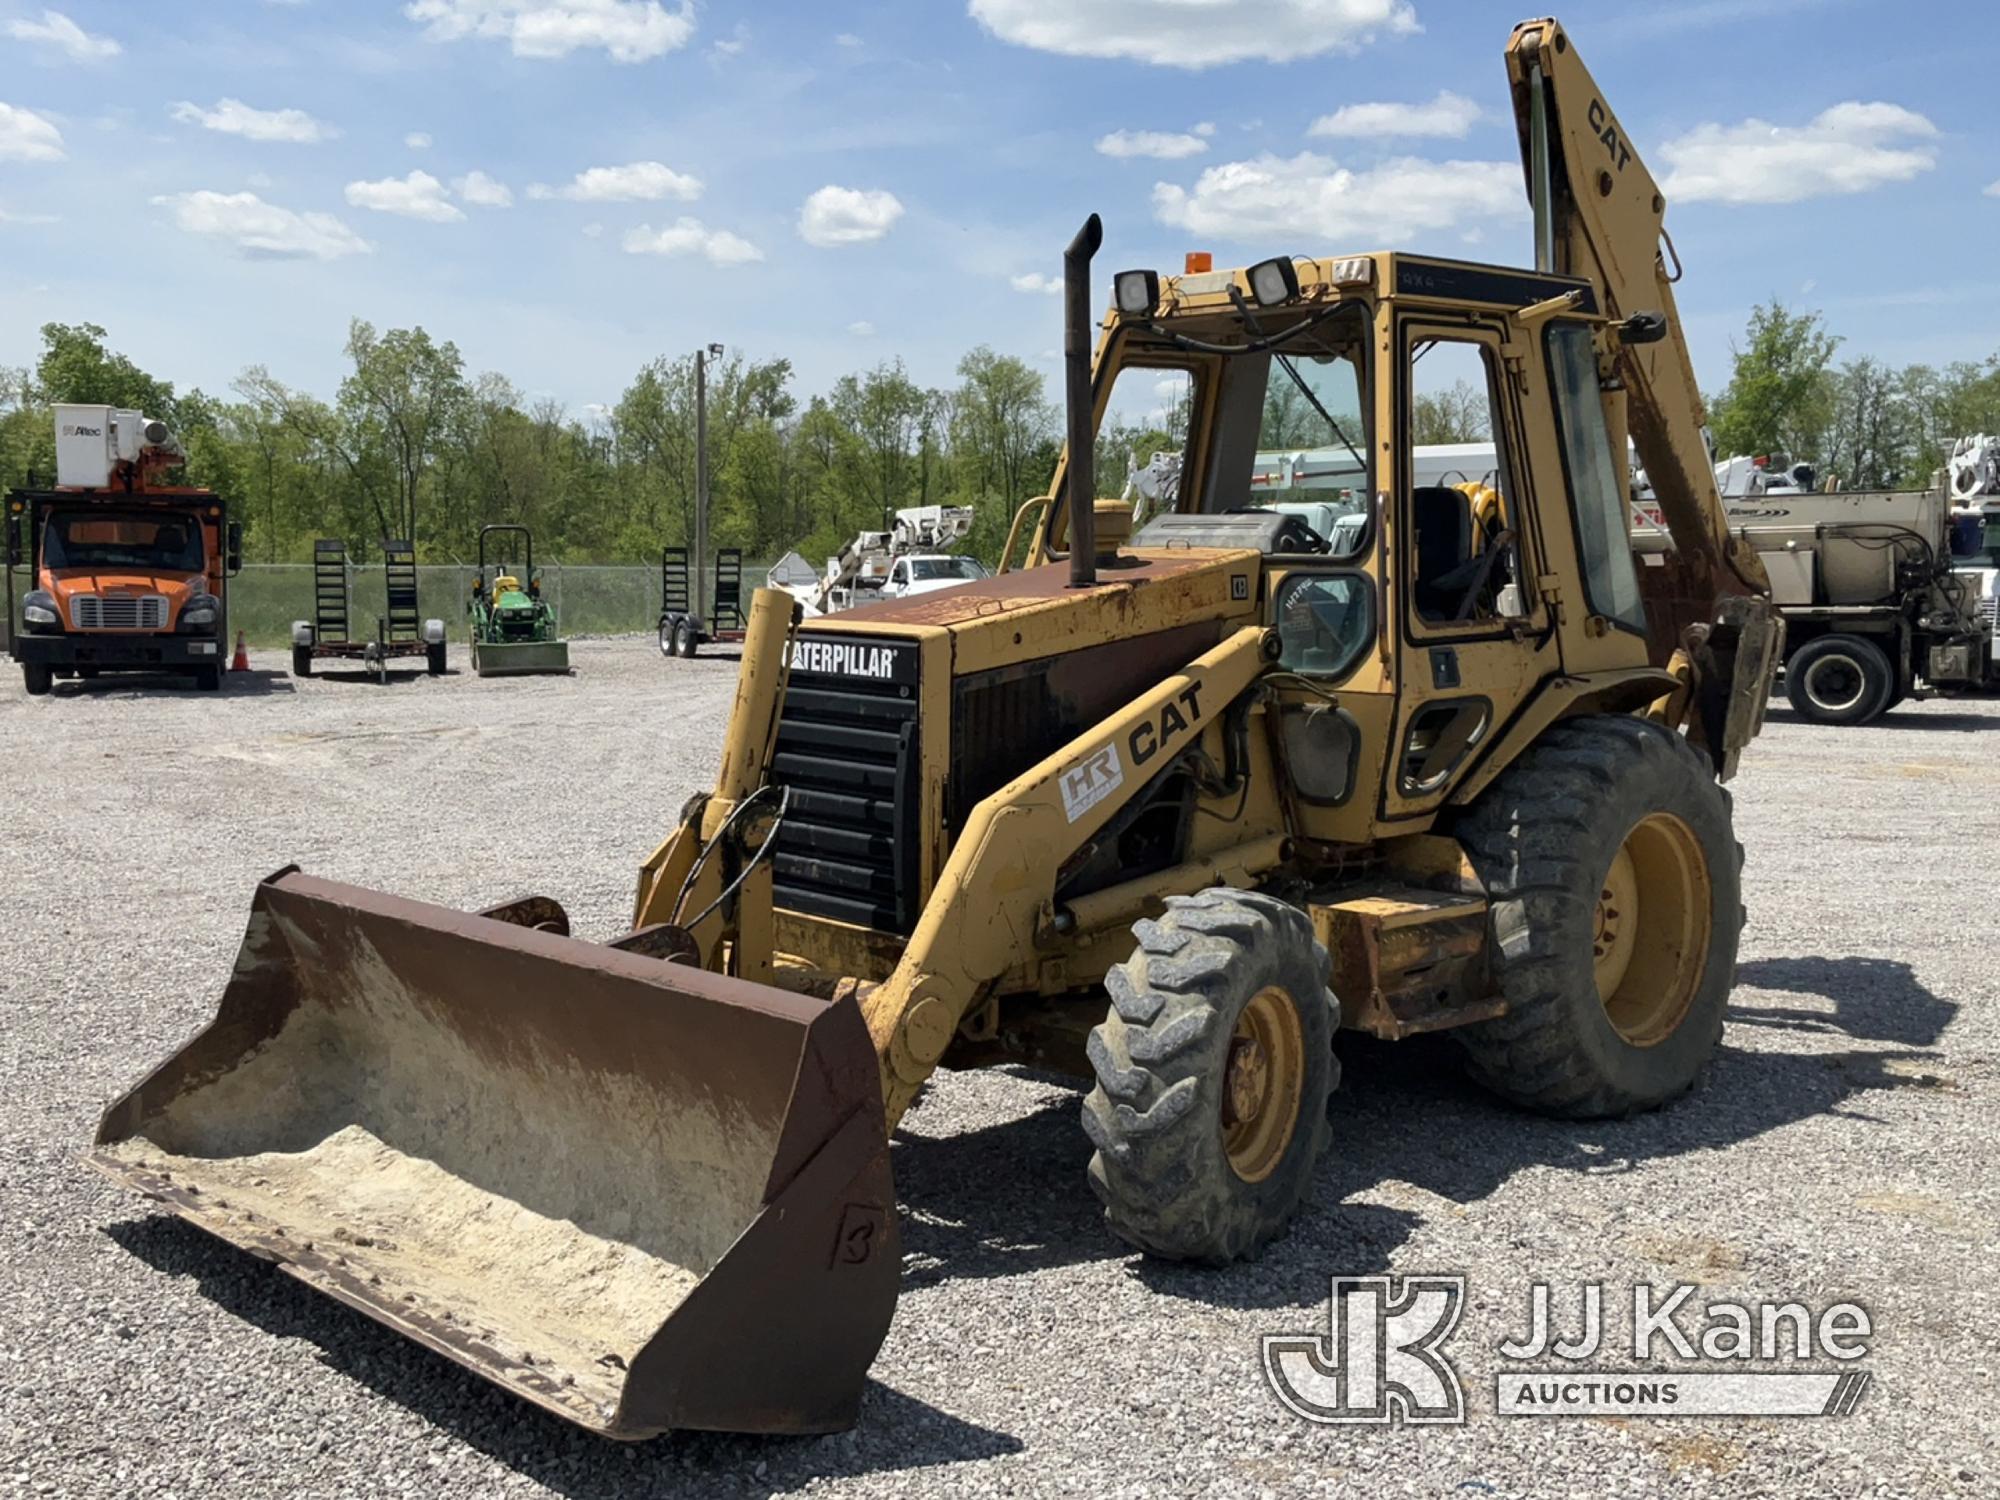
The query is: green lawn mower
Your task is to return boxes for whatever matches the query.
[469,524,570,676]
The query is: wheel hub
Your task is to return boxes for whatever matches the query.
[1593,812,1712,1047]
[1220,986,1306,1184]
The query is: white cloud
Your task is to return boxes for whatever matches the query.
[1660,102,1939,205]
[0,204,62,225]
[581,220,603,237]
[1152,151,1522,243]
[848,320,875,336]
[1987,179,2000,199]
[1309,90,1480,140]
[622,218,763,266]
[528,160,702,201]
[405,130,432,149]
[6,10,119,61]
[454,169,513,207]
[968,0,1415,69]
[0,102,65,161]
[153,190,371,260]
[798,185,903,246]
[169,98,335,144]
[1010,271,1061,295]
[345,169,463,221]
[1096,128,1208,161]
[406,0,694,62]
[834,32,861,47]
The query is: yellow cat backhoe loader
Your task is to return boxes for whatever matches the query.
[90,17,1778,1441]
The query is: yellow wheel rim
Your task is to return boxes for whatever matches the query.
[1592,812,1711,1047]
[1221,986,1306,1183]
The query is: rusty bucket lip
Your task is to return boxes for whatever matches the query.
[88,865,900,1440]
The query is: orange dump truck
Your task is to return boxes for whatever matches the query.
[5,404,241,696]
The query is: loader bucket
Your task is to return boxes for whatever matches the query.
[472,639,571,676]
[87,869,898,1439]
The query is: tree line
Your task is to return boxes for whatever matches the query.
[1704,302,2000,490]
[0,321,1079,569]
[4,304,1997,573]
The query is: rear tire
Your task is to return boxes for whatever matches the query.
[1785,633,1892,725]
[427,641,447,676]
[293,646,314,678]
[1452,715,1739,1118]
[1083,889,1337,1262]
[22,664,51,696]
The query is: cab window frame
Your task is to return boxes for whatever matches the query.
[1397,320,1526,645]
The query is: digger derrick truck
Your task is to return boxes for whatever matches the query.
[87,17,1779,1442]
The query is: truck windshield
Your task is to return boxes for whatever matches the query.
[44,513,205,572]
[909,558,988,583]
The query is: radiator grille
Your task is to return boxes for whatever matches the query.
[769,637,921,933]
[72,594,166,630]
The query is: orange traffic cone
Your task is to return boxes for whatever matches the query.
[230,629,251,673]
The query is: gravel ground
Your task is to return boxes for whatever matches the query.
[2,640,1995,1499]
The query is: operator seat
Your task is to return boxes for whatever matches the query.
[1412,487,1474,621]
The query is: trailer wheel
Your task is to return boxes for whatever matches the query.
[1083,888,1337,1262]
[292,646,314,678]
[1785,633,1892,725]
[427,641,447,676]
[1452,715,1739,1118]
[195,663,222,692]
[657,617,678,659]
[22,663,52,696]
[678,621,699,659]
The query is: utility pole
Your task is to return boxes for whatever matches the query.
[694,341,723,627]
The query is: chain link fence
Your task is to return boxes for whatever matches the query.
[221,561,780,646]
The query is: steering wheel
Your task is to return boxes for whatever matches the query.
[1279,518,1334,555]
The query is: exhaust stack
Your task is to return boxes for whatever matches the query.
[1064,213,1103,588]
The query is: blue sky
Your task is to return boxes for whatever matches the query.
[1,0,1993,420]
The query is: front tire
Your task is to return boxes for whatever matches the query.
[22,663,52,696]
[1083,889,1337,1262]
[1785,633,1892,724]
[1453,715,1739,1118]
[195,663,222,692]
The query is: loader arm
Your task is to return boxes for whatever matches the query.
[1505,18,1779,776]
[858,624,1279,1126]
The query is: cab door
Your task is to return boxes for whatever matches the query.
[1380,317,1555,820]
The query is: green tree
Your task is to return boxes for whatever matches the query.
[338,320,468,548]
[1708,300,1840,462]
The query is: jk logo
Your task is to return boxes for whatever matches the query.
[1263,1275,1467,1425]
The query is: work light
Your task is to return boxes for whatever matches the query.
[1114,269,1160,317]
[1247,257,1301,308]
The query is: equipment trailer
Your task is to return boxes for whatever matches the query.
[290,538,447,683]
[657,544,746,657]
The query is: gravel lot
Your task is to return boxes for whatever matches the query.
[3,639,1995,1499]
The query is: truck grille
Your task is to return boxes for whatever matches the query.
[72,595,166,630]
[769,636,921,934]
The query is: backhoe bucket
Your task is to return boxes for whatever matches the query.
[87,869,898,1439]
[472,639,570,676]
